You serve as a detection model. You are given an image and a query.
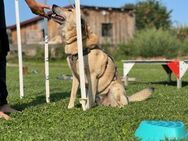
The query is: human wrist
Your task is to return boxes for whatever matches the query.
[25,0,37,8]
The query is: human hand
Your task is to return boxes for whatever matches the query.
[25,0,51,17]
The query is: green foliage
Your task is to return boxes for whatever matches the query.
[180,39,188,56]
[10,44,67,61]
[116,28,182,59]
[124,0,172,29]
[171,26,188,41]
[1,61,188,140]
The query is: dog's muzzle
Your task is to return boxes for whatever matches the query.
[50,4,66,24]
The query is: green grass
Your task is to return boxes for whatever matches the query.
[1,60,188,141]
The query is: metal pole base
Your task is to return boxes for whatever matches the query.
[46,97,50,103]
[177,78,182,89]
[80,98,88,111]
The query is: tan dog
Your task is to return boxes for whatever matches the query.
[51,5,153,109]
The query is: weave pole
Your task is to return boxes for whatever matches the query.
[15,0,24,98]
[75,0,88,111]
[44,0,50,103]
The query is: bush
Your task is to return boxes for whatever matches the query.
[171,26,188,41]
[9,44,66,61]
[117,28,182,59]
[180,39,188,56]
[114,43,133,60]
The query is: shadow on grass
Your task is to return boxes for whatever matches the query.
[13,91,70,111]
[151,80,188,87]
[130,80,188,87]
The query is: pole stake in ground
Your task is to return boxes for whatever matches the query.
[15,0,24,98]
[44,0,50,103]
[75,0,88,110]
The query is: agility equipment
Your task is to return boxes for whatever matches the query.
[43,0,50,103]
[14,0,50,102]
[14,0,88,110]
[75,0,88,111]
[15,0,24,98]
[122,60,188,88]
[135,120,188,141]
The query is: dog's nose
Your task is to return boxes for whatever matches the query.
[52,4,59,12]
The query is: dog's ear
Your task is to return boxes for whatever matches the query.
[86,26,98,47]
[81,16,98,48]
[81,18,88,37]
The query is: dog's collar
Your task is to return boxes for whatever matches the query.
[68,45,99,62]
[69,48,90,62]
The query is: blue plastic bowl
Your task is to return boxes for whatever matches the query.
[135,120,188,141]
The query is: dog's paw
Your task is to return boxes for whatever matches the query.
[68,103,74,109]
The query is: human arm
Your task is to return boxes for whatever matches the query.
[25,0,51,17]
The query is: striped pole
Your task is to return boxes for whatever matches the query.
[44,0,50,103]
[75,0,88,110]
[15,0,24,98]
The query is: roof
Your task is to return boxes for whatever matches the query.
[7,16,44,30]
[81,5,133,11]
[7,5,134,30]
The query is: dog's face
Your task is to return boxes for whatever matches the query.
[51,5,76,26]
[50,4,99,54]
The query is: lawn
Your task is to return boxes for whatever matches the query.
[1,60,188,141]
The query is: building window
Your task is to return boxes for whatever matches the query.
[102,23,112,37]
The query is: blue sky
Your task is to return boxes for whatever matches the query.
[4,0,188,26]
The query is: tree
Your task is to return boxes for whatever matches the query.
[124,0,172,30]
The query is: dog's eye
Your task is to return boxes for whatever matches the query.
[68,9,72,12]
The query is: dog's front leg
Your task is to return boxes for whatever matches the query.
[86,75,98,109]
[68,76,79,109]
[67,57,79,109]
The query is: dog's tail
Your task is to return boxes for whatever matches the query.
[127,87,154,103]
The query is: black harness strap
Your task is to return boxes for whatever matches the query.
[68,45,99,62]
[68,47,119,96]
[69,48,90,63]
